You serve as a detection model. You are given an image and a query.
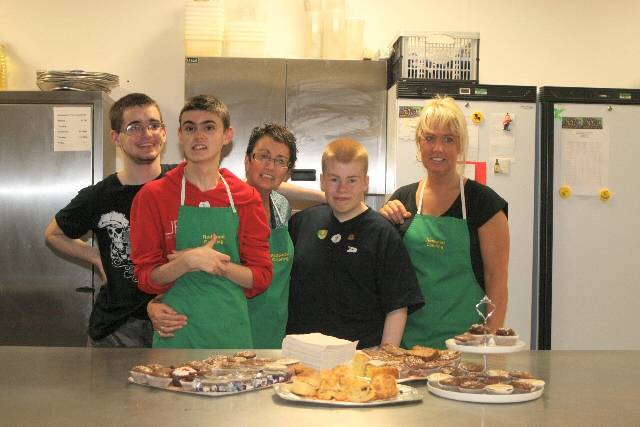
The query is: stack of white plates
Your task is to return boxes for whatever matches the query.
[184,0,225,57]
[224,21,265,57]
[36,70,119,92]
[281,333,358,371]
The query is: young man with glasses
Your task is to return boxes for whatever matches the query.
[45,93,172,347]
[130,94,273,349]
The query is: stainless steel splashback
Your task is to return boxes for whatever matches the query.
[185,58,387,194]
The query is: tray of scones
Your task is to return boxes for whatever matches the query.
[128,351,295,396]
[274,364,422,406]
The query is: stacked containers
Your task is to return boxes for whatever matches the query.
[0,45,7,90]
[184,0,224,57]
[224,1,265,57]
[303,0,323,59]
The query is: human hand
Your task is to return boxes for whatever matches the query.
[184,234,231,276]
[379,200,412,224]
[148,300,188,337]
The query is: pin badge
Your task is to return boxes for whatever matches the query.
[331,234,342,243]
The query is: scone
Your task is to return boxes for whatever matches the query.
[352,351,371,377]
[288,371,321,397]
[288,378,318,397]
[370,374,398,400]
[344,378,376,403]
[317,371,347,401]
[365,362,399,379]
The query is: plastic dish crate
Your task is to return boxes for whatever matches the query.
[387,32,480,88]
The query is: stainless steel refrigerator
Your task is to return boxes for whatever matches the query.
[538,86,640,349]
[386,81,538,347]
[185,57,387,207]
[0,91,114,346]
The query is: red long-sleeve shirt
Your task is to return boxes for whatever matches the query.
[130,162,272,298]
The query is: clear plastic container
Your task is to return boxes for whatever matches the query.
[0,44,7,90]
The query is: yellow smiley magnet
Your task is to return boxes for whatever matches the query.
[471,111,485,124]
[559,185,572,199]
[599,188,612,201]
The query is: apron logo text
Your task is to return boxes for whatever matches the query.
[425,238,446,250]
[271,252,290,263]
[202,233,225,245]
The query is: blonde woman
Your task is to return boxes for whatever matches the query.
[380,96,510,349]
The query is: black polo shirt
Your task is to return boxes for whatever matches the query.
[286,204,424,349]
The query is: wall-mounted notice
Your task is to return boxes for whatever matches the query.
[559,116,609,196]
[53,106,92,152]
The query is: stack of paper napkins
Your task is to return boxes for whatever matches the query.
[281,333,358,371]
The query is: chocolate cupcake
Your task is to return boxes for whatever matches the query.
[148,367,173,387]
[459,362,485,376]
[494,327,519,346]
[458,380,486,394]
[509,370,534,380]
[438,376,462,391]
[172,366,197,387]
[485,383,514,395]
[130,365,153,384]
[511,380,536,393]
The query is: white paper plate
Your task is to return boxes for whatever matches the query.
[427,382,543,403]
[273,383,422,407]
[445,339,527,354]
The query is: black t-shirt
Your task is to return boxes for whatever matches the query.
[387,179,508,291]
[55,164,173,340]
[286,205,424,349]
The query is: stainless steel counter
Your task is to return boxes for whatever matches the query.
[2,347,639,426]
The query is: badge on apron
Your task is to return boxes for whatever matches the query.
[317,229,328,239]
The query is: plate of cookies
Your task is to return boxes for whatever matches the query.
[274,364,422,406]
[426,370,545,403]
[128,350,293,397]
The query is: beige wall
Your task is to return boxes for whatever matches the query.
[2,0,639,163]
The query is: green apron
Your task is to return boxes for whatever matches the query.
[248,195,293,348]
[153,173,253,349]
[402,177,485,349]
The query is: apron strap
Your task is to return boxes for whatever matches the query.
[417,175,467,220]
[270,191,286,226]
[180,170,237,214]
[219,174,237,214]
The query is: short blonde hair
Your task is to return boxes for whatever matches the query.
[415,96,469,166]
[321,138,368,174]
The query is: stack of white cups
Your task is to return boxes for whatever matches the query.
[224,1,265,57]
[184,0,225,57]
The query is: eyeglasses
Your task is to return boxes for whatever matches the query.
[122,121,165,136]
[252,152,290,168]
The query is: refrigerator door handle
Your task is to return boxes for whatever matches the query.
[75,286,95,294]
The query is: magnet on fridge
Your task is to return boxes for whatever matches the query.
[493,158,511,175]
[599,188,612,202]
[471,111,484,124]
[502,113,513,131]
[559,184,572,199]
